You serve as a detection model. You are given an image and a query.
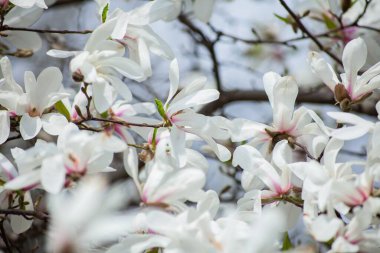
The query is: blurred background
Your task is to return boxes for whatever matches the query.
[3,0,380,217]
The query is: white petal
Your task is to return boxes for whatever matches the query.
[41,113,69,136]
[20,114,42,140]
[41,156,66,194]
[99,57,145,82]
[263,71,281,108]
[170,126,187,167]
[0,111,10,145]
[10,192,34,234]
[47,49,79,58]
[105,75,132,102]
[342,37,367,91]
[93,81,116,113]
[166,59,179,105]
[308,51,339,90]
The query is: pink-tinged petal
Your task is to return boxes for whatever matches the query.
[342,37,367,93]
[19,114,42,140]
[4,170,41,191]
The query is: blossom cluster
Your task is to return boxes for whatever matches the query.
[0,0,380,253]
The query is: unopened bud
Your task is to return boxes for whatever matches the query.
[339,98,352,112]
[72,72,84,82]
[334,83,350,102]
[341,0,351,13]
[13,49,33,58]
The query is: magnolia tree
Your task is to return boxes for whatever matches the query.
[1,0,380,252]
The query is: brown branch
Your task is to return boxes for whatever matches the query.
[262,195,304,208]
[278,0,343,66]
[2,26,92,35]
[0,209,48,221]
[178,14,223,91]
[352,0,372,25]
[199,89,378,116]
[76,117,164,129]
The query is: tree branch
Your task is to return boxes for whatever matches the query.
[278,0,343,66]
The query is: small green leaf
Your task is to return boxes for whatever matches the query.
[154,98,168,121]
[55,100,71,121]
[151,128,158,151]
[274,14,291,24]
[322,13,337,30]
[100,110,109,118]
[101,3,109,23]
[282,232,293,251]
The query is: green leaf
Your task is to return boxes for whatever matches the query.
[100,110,109,118]
[322,13,337,30]
[154,98,168,121]
[101,3,109,23]
[55,100,71,121]
[274,14,291,24]
[282,232,293,251]
[151,128,158,151]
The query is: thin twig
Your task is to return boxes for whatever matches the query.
[278,0,343,66]
[1,26,92,35]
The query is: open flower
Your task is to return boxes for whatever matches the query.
[4,124,126,194]
[47,21,145,113]
[0,57,70,140]
[47,176,132,253]
[221,72,328,155]
[309,37,380,111]
[157,59,231,163]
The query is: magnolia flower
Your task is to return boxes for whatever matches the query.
[309,37,380,111]
[108,208,284,253]
[6,0,47,9]
[46,176,132,253]
[0,57,69,140]
[4,124,126,193]
[233,140,301,229]
[158,59,231,163]
[124,130,209,211]
[1,6,43,51]
[288,138,363,213]
[220,72,328,155]
[47,21,145,113]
